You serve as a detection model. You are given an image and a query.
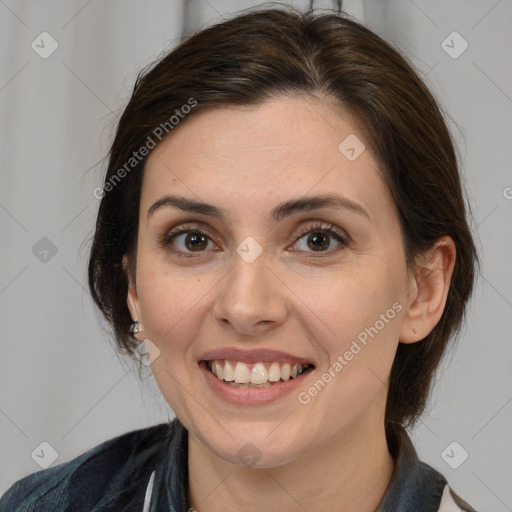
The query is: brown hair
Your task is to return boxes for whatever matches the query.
[87,4,478,434]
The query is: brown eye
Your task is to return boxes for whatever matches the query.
[291,222,348,255]
[305,232,331,251]
[181,232,209,251]
[159,225,217,257]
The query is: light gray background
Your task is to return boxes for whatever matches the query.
[1,0,511,510]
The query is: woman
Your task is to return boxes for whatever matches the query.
[0,4,479,511]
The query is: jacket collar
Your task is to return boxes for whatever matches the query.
[376,423,447,511]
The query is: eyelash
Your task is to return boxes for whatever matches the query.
[158,221,349,259]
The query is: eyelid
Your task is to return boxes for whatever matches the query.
[287,221,349,246]
[157,221,219,247]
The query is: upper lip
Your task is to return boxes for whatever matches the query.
[199,347,315,366]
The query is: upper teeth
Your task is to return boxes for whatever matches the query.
[207,360,310,384]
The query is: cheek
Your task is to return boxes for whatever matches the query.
[295,264,405,395]
[136,263,210,352]
[296,263,405,346]
[294,270,404,420]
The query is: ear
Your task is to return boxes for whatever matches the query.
[399,236,456,343]
[122,254,143,341]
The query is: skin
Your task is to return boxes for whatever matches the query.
[124,94,455,511]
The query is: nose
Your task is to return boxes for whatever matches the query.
[213,248,289,337]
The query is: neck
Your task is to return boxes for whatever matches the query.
[187,411,395,512]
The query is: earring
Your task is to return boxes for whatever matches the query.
[130,319,144,337]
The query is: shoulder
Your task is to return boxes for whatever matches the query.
[382,423,478,512]
[414,459,478,511]
[0,422,173,512]
[438,484,479,512]
[416,460,478,511]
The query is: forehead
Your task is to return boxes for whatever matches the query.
[140,95,391,223]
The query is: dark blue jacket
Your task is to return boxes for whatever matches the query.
[0,418,478,511]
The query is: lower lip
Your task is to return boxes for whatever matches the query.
[199,361,314,406]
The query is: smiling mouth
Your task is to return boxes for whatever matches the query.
[201,359,315,388]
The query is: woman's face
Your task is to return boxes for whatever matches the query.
[126,95,414,467]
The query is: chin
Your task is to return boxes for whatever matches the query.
[212,439,301,469]
[194,419,312,469]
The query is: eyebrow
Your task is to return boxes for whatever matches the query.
[147,194,370,222]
